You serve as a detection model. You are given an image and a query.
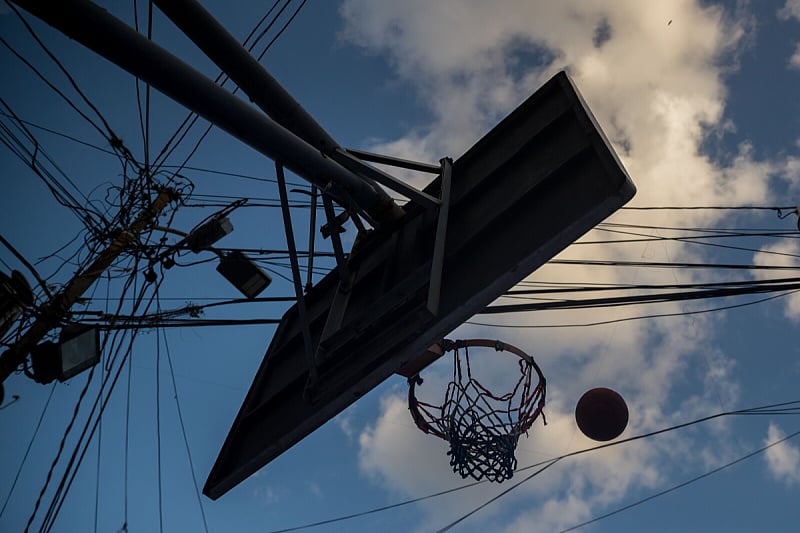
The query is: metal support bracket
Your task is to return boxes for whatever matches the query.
[305,185,318,292]
[275,163,318,386]
[306,273,355,403]
[332,147,440,210]
[426,157,453,315]
[321,192,352,288]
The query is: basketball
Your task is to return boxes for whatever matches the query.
[575,387,629,441]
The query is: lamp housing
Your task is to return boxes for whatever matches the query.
[216,251,271,299]
[186,216,233,252]
[30,327,101,384]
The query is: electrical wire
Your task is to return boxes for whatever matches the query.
[503,276,800,297]
[151,0,307,175]
[4,0,136,166]
[149,1,284,168]
[88,317,283,330]
[436,459,562,532]
[25,366,97,532]
[39,278,165,532]
[0,233,52,299]
[0,110,117,157]
[620,205,793,212]
[0,98,108,231]
[161,327,209,532]
[557,428,800,532]
[547,259,800,271]
[30,262,155,531]
[481,279,800,314]
[254,0,308,63]
[592,226,800,258]
[0,36,109,144]
[5,2,799,531]
[266,401,800,532]
[0,384,56,521]
[155,303,164,533]
[470,290,800,329]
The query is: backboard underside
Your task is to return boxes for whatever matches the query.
[204,71,636,499]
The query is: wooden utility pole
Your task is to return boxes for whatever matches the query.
[0,188,177,384]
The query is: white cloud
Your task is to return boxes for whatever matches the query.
[764,423,800,486]
[340,0,781,529]
[506,493,592,532]
[778,0,800,21]
[779,1,800,69]
[335,409,358,441]
[789,43,800,69]
[252,485,282,506]
[307,482,323,498]
[752,240,800,321]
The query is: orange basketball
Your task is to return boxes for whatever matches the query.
[575,387,629,441]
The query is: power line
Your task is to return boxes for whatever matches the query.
[481,279,800,314]
[39,279,164,532]
[593,227,800,258]
[0,383,57,521]
[448,403,800,532]
[0,98,108,232]
[0,233,53,299]
[620,205,792,212]
[436,459,562,532]
[579,230,799,247]
[265,401,800,532]
[4,0,132,162]
[0,110,117,156]
[151,0,308,175]
[547,259,800,271]
[558,428,800,532]
[503,276,800,297]
[161,326,209,532]
[86,318,283,330]
[470,290,800,329]
[25,364,97,532]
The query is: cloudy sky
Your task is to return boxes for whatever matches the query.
[1,1,800,532]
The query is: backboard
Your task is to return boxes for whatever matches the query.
[203,71,636,499]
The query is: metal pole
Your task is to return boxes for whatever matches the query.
[305,186,318,292]
[322,194,351,287]
[10,0,403,225]
[275,163,317,385]
[427,158,453,315]
[152,0,337,153]
[152,0,427,211]
[0,188,177,384]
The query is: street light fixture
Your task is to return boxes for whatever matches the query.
[216,250,272,299]
[30,326,101,384]
[59,326,101,381]
[154,215,271,298]
[185,215,234,252]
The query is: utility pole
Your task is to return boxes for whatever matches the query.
[0,188,178,384]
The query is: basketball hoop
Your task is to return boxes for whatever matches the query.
[407,339,547,482]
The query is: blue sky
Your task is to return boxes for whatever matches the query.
[2,1,800,532]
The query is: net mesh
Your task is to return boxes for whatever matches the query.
[408,340,546,482]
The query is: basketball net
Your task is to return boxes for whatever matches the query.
[407,339,546,482]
